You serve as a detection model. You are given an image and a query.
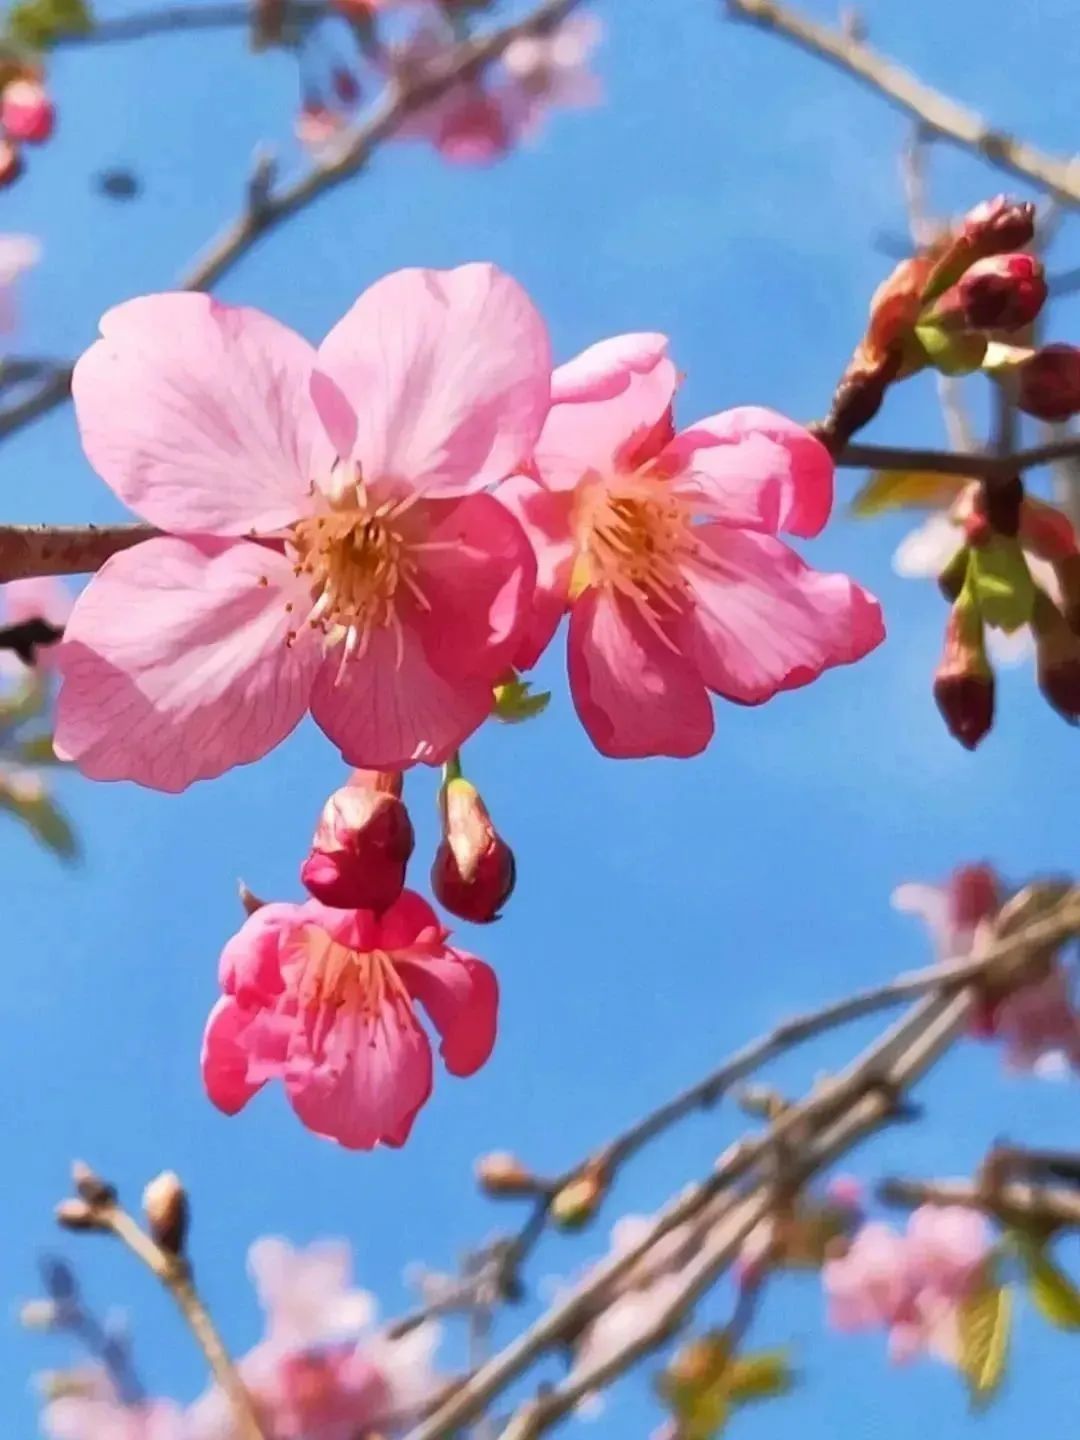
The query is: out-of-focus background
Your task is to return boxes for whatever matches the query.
[2,0,1079,1434]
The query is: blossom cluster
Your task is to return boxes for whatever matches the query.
[0,66,54,187]
[36,1238,437,1440]
[296,3,602,166]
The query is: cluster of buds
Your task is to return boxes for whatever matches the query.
[932,476,1080,747]
[300,761,516,925]
[0,64,55,188]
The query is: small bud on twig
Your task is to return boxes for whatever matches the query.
[142,1171,189,1256]
[475,1152,545,1198]
[55,1199,101,1231]
[933,597,994,750]
[551,1160,608,1230]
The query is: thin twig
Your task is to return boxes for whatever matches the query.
[49,0,325,44]
[0,524,157,582]
[0,0,592,445]
[725,0,1080,204]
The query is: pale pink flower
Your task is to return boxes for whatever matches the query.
[500,14,602,140]
[571,1274,683,1380]
[386,21,513,166]
[995,964,1080,1077]
[201,889,497,1149]
[56,266,549,790]
[823,1207,990,1366]
[499,333,883,757]
[248,1238,377,1347]
[0,232,40,337]
[43,1370,182,1440]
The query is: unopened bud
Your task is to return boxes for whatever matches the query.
[1018,344,1080,422]
[1,79,55,144]
[551,1162,607,1230]
[938,545,971,602]
[1019,496,1079,564]
[933,600,994,750]
[475,1152,541,1198]
[71,1162,115,1208]
[0,136,22,188]
[55,1199,99,1231]
[920,197,1036,304]
[952,253,1046,331]
[431,778,515,924]
[301,771,414,912]
[19,1299,60,1330]
[142,1171,189,1256]
[1032,590,1080,723]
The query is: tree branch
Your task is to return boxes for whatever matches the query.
[0,0,592,445]
[724,0,1080,205]
[51,0,325,45]
[0,617,63,663]
[879,1175,1080,1230]
[0,524,156,583]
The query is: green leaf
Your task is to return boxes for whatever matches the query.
[491,675,550,725]
[725,1349,794,1406]
[969,538,1037,632]
[959,1283,1012,1410]
[850,468,968,518]
[914,322,988,377]
[1011,1232,1080,1330]
[6,0,92,49]
[17,732,63,765]
[0,773,78,860]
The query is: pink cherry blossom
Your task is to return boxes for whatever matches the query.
[55,266,549,790]
[43,1370,183,1440]
[499,333,883,757]
[994,964,1080,1077]
[0,232,40,338]
[385,20,513,167]
[248,1237,378,1346]
[1,78,55,143]
[823,1206,990,1366]
[500,14,603,141]
[892,863,1002,960]
[201,890,498,1149]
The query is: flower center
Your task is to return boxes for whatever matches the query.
[295,928,407,1018]
[574,475,698,614]
[289,470,428,666]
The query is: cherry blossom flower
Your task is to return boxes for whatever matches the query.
[994,965,1080,1077]
[892,863,1002,961]
[823,1206,991,1366]
[248,1237,378,1346]
[0,77,55,143]
[190,1239,439,1440]
[55,265,549,790]
[42,1369,182,1440]
[384,19,513,166]
[499,333,883,757]
[201,890,498,1148]
[0,232,41,339]
[500,14,602,141]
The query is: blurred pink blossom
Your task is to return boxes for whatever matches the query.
[0,232,40,338]
[55,265,548,789]
[499,333,883,758]
[1,78,55,143]
[995,965,1080,1077]
[1,576,72,676]
[823,1206,991,1366]
[500,14,602,140]
[201,891,498,1149]
[42,1370,182,1440]
[248,1238,378,1346]
[892,863,1002,961]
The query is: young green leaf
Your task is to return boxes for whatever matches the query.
[959,1283,1012,1410]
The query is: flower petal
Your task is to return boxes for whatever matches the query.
[377,890,447,951]
[286,1000,433,1150]
[219,902,306,1002]
[408,493,537,680]
[496,473,575,669]
[893,513,964,579]
[662,407,834,538]
[54,537,321,791]
[677,526,884,705]
[567,587,713,758]
[537,337,677,490]
[312,264,551,497]
[202,997,277,1115]
[395,947,498,1076]
[309,622,494,771]
[72,294,326,534]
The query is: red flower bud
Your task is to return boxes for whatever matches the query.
[431,777,515,924]
[955,253,1046,331]
[960,196,1037,257]
[1032,590,1080,723]
[300,771,414,912]
[1,79,55,144]
[933,601,994,749]
[1018,344,1080,422]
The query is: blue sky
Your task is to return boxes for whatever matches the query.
[3,0,1080,1435]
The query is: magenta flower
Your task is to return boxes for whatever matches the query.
[55,265,549,790]
[823,1207,991,1366]
[201,890,497,1149]
[499,333,883,757]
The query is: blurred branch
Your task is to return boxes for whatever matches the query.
[724,0,1080,204]
[0,0,592,446]
[407,889,1080,1440]
[0,524,156,583]
[0,617,63,663]
[53,0,325,44]
[880,1175,1080,1229]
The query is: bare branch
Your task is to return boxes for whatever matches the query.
[0,524,156,583]
[880,1175,1080,1230]
[725,0,1080,204]
[50,0,325,45]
